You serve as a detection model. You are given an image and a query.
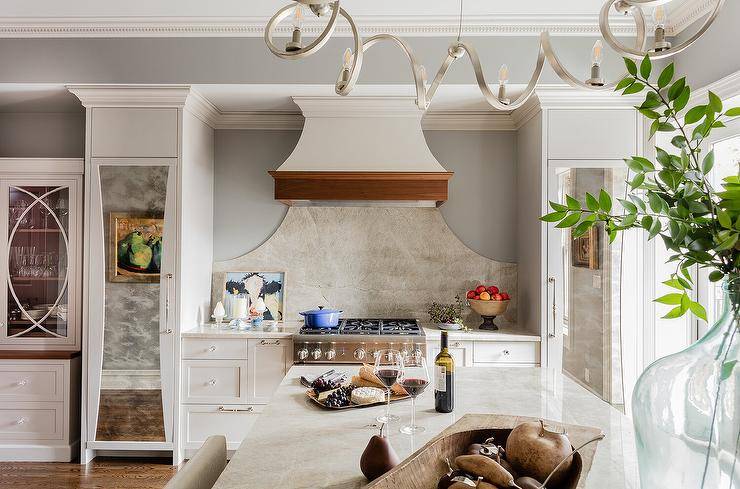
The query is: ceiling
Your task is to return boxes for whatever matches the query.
[0,0,703,38]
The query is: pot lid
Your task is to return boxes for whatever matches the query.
[300,306,341,315]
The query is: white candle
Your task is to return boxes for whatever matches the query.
[232,297,248,319]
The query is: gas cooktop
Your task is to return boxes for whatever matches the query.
[297,318,422,336]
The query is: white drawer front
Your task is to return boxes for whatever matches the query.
[473,342,539,364]
[0,402,63,441]
[184,404,263,450]
[0,364,64,402]
[182,338,248,360]
[182,360,247,404]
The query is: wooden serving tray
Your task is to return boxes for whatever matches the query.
[306,388,410,410]
[366,414,604,489]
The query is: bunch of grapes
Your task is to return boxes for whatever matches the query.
[312,375,346,394]
[324,384,355,408]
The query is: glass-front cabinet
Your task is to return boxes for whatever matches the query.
[0,178,81,349]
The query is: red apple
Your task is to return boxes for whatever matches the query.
[501,292,510,300]
[475,285,487,294]
[487,286,499,295]
[466,290,476,299]
[493,293,503,301]
[474,295,481,300]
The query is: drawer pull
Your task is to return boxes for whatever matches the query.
[218,406,254,413]
[16,417,27,425]
[502,350,511,356]
[207,379,217,386]
[260,339,281,346]
[16,379,28,387]
[207,345,217,352]
[452,342,461,348]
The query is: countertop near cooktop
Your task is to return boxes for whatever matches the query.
[212,365,638,489]
[183,322,540,341]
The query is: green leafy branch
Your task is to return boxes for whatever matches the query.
[541,56,740,320]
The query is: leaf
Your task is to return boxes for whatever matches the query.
[658,63,675,89]
[573,220,593,237]
[655,293,684,305]
[550,201,569,212]
[648,192,667,213]
[566,195,581,210]
[641,91,663,109]
[668,77,687,101]
[649,218,662,240]
[708,91,723,113]
[663,278,686,290]
[674,86,691,112]
[725,107,740,117]
[663,305,685,319]
[715,233,738,251]
[541,211,568,222]
[721,360,738,381]
[685,105,706,124]
[599,189,612,213]
[623,83,645,95]
[624,57,637,76]
[702,150,715,174]
[689,300,708,322]
[640,55,652,79]
[555,213,581,228]
[618,198,638,214]
[671,135,688,149]
[585,192,600,212]
[658,122,676,132]
[615,77,635,91]
[649,120,660,139]
[655,148,671,167]
[639,108,661,119]
[718,209,732,229]
[709,270,725,282]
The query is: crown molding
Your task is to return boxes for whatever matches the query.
[0,13,647,38]
[184,88,221,127]
[666,0,716,36]
[423,111,516,131]
[689,69,740,107]
[66,84,192,107]
[533,85,643,108]
[215,111,305,130]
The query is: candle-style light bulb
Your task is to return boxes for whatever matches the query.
[652,5,666,29]
[292,5,304,30]
[497,64,510,105]
[285,5,304,52]
[586,40,605,87]
[652,5,672,52]
[343,48,352,70]
[498,64,509,85]
[591,40,603,67]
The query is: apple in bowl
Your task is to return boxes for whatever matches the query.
[465,285,511,330]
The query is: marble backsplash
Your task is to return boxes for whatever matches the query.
[212,207,517,326]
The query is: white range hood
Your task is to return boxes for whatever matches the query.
[269,96,453,207]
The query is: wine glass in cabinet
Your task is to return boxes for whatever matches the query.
[0,178,81,350]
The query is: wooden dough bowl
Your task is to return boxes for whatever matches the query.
[366,414,604,489]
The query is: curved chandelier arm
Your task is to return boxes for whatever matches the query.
[264,1,340,59]
[599,0,723,60]
[334,6,365,96]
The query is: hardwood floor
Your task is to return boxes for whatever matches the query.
[0,458,180,489]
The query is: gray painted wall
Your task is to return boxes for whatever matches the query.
[0,112,84,158]
[213,129,517,263]
[0,37,626,85]
[675,2,740,89]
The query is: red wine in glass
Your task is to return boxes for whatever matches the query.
[399,378,428,398]
[376,368,400,388]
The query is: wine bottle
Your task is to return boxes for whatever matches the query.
[434,330,454,413]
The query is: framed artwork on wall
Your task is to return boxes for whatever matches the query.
[222,271,285,322]
[108,212,164,283]
[572,226,599,270]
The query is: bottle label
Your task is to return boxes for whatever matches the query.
[435,365,446,392]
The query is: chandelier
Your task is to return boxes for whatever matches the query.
[265,0,725,111]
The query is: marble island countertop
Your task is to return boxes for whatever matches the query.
[213,365,638,489]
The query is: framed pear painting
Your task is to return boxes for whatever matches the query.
[109,212,164,283]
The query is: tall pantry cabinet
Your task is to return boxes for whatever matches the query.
[68,86,216,464]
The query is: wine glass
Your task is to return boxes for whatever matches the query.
[398,353,430,435]
[374,349,403,423]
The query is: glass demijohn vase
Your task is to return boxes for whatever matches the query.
[632,279,740,488]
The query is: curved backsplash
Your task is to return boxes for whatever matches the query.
[212,207,517,325]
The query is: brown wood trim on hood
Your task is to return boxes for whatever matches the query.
[268,171,453,206]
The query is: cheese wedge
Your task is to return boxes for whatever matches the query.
[351,387,386,405]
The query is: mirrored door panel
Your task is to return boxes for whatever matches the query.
[2,182,76,345]
[95,164,171,442]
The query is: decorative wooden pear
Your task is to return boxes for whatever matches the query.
[360,423,400,481]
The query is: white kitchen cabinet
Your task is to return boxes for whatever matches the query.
[473,341,539,366]
[247,338,293,404]
[182,360,248,405]
[427,340,473,367]
[183,404,264,455]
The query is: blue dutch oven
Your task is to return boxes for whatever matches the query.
[300,306,342,328]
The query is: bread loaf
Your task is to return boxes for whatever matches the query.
[359,364,408,396]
